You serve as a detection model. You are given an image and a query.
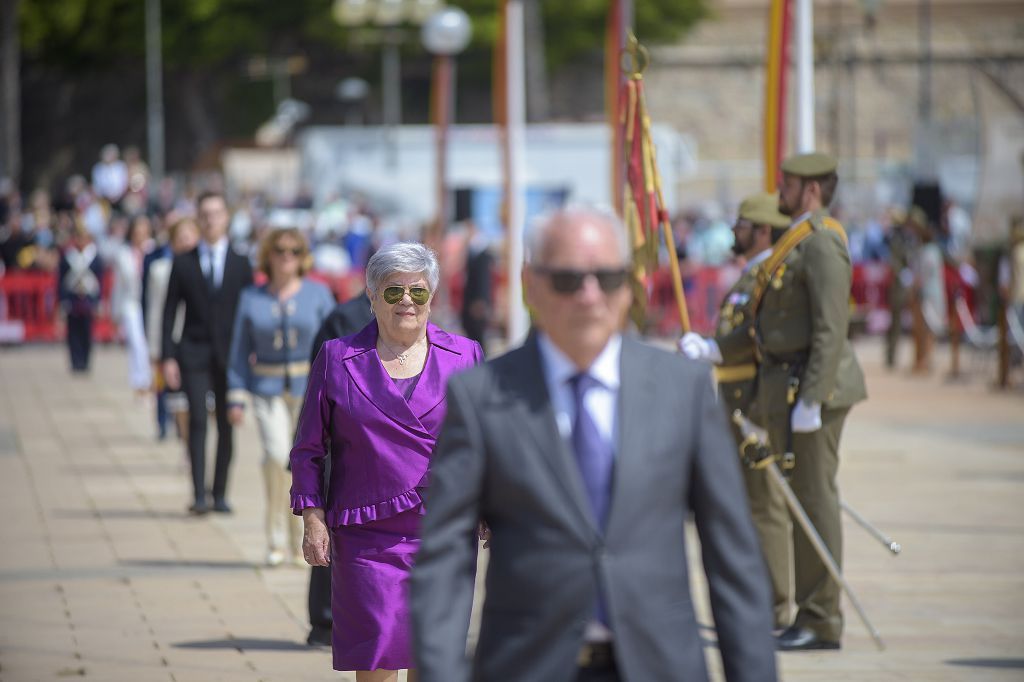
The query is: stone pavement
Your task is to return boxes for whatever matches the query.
[0,339,1022,681]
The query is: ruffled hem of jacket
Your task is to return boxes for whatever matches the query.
[329,488,425,526]
[291,488,426,526]
[291,493,325,516]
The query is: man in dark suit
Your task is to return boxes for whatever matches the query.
[303,292,373,647]
[412,208,777,681]
[460,220,493,349]
[161,190,253,514]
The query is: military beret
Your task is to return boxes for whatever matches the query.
[737,192,791,229]
[780,151,838,178]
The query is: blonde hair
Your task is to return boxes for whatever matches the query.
[257,227,312,278]
[167,216,198,244]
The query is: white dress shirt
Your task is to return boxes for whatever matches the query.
[536,332,621,642]
[789,210,811,229]
[198,237,228,289]
[536,332,621,447]
[744,247,773,274]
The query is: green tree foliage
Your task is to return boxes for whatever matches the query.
[21,0,706,72]
[451,0,707,67]
[20,0,347,70]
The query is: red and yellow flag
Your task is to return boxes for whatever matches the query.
[763,0,792,192]
[616,34,691,334]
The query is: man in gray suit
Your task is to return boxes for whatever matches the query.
[412,208,777,682]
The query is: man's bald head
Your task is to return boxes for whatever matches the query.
[525,206,630,268]
[522,206,633,370]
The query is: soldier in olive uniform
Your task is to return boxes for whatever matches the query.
[884,209,917,369]
[754,152,867,651]
[680,191,794,629]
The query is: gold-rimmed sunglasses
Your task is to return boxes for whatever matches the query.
[381,285,431,306]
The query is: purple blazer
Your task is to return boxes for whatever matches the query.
[290,320,484,527]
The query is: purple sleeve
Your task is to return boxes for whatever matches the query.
[290,340,333,514]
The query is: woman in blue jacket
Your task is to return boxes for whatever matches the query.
[227,227,335,566]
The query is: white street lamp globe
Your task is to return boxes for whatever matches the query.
[421,7,472,56]
[333,0,375,27]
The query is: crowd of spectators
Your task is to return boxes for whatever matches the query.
[4,145,1015,366]
[0,146,396,284]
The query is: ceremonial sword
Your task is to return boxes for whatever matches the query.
[731,410,887,651]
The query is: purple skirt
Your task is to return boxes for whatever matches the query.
[330,509,422,671]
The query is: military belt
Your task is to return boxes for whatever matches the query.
[252,360,311,378]
[759,350,808,368]
[714,363,757,383]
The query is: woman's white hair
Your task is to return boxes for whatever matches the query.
[365,242,441,293]
[524,204,630,265]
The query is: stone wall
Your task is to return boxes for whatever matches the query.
[621,0,1024,239]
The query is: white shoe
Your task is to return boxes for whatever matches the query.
[266,550,285,567]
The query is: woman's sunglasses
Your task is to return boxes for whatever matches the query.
[381,285,431,305]
[532,267,629,295]
[273,246,303,257]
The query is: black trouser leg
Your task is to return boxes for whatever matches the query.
[181,366,211,505]
[210,362,233,503]
[67,314,93,371]
[308,565,333,630]
[156,389,168,438]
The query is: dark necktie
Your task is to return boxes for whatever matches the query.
[204,249,218,291]
[570,372,614,628]
[569,372,614,530]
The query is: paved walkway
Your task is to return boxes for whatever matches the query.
[0,339,1021,681]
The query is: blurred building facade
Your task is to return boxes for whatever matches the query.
[634,0,1024,242]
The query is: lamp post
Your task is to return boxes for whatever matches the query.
[144,0,164,184]
[421,7,471,244]
[333,0,442,167]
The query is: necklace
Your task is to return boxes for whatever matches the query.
[379,337,423,366]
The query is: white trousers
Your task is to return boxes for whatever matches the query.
[121,307,151,391]
[251,393,303,555]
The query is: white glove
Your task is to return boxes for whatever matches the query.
[678,332,723,364]
[791,400,822,433]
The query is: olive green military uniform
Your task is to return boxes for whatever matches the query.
[713,193,793,628]
[885,220,916,368]
[715,262,792,628]
[754,154,868,642]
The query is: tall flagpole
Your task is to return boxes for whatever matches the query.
[794,0,814,152]
[506,0,529,344]
[145,0,165,183]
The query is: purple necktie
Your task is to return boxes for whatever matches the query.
[569,373,614,530]
[570,372,614,628]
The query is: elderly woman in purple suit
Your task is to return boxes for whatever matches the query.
[290,242,483,681]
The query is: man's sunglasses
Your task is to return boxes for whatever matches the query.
[381,285,431,305]
[273,246,303,257]
[533,267,629,294]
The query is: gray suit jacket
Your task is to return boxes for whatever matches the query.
[412,334,778,682]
